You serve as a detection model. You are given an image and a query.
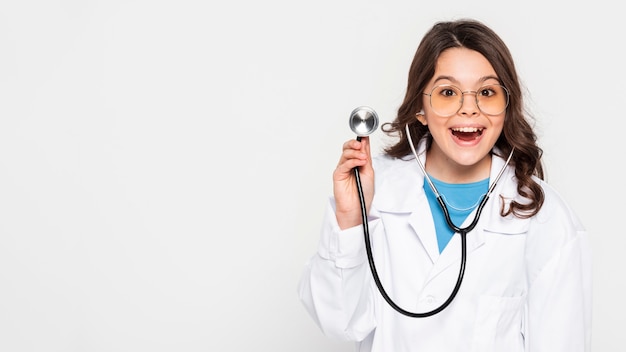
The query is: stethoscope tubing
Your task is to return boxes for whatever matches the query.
[354,156,468,317]
[354,128,514,318]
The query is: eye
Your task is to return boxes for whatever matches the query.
[442,89,456,97]
[478,86,497,97]
[436,86,459,98]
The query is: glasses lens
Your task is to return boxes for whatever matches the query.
[429,85,463,117]
[476,85,509,115]
[428,84,509,116]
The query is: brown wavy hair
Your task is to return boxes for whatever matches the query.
[382,19,544,218]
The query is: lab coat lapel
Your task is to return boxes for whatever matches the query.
[394,142,442,263]
[408,202,441,264]
[374,147,442,264]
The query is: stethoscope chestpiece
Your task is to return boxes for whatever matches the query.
[349,106,379,137]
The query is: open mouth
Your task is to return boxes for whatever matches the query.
[451,127,484,141]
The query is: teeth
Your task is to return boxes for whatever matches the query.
[452,127,483,132]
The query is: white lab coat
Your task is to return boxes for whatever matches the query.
[298,141,592,352]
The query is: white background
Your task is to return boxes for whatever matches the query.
[0,1,622,351]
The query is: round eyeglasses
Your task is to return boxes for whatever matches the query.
[422,84,510,117]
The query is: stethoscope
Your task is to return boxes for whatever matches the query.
[348,106,514,318]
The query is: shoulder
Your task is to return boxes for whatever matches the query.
[522,177,587,266]
[534,177,585,235]
[372,154,416,179]
[371,153,423,189]
[489,169,585,245]
[523,178,590,287]
[370,154,425,211]
[499,172,584,237]
[371,153,397,169]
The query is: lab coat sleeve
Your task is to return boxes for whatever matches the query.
[297,198,379,341]
[526,212,592,352]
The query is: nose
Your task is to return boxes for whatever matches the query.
[458,91,479,116]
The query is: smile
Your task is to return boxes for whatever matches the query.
[450,127,484,141]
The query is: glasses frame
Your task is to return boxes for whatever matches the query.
[422,84,510,117]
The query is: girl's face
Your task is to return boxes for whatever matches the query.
[418,47,506,182]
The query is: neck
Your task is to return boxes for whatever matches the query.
[424,148,492,184]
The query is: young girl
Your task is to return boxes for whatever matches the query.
[298,19,591,351]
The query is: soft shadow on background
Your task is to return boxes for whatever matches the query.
[0,1,622,351]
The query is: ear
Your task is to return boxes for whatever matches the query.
[415,110,426,125]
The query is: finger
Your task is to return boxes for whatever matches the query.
[360,136,372,160]
[338,141,368,165]
[339,148,368,163]
[342,139,365,152]
[338,157,368,172]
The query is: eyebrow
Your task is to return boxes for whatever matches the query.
[432,75,501,85]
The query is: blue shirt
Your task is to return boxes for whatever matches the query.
[424,176,489,253]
